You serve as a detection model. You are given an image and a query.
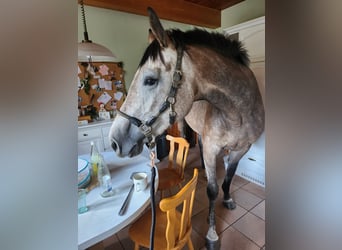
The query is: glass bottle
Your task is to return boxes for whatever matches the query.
[90,141,100,181]
[97,155,115,197]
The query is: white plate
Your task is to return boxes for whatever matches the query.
[78,158,89,173]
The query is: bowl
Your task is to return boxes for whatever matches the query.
[78,158,91,188]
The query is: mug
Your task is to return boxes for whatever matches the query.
[133,172,148,192]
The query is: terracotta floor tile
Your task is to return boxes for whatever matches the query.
[192,196,208,216]
[102,235,122,250]
[232,175,250,188]
[194,186,209,204]
[114,225,134,250]
[192,208,230,238]
[184,228,206,250]
[241,182,265,199]
[220,226,260,250]
[250,200,265,220]
[232,188,263,211]
[233,213,265,247]
[216,163,227,178]
[215,202,248,226]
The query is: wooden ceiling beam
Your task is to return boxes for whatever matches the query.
[185,0,244,11]
[82,0,221,28]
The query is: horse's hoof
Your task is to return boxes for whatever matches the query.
[205,238,220,250]
[223,198,236,210]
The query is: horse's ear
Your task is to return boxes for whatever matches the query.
[148,29,155,44]
[147,7,168,47]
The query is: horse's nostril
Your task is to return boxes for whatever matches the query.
[111,141,118,151]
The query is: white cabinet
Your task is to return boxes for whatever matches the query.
[224,16,265,104]
[236,132,265,187]
[78,120,114,155]
[223,16,265,187]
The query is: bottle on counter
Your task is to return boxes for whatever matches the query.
[90,141,100,181]
[97,154,115,197]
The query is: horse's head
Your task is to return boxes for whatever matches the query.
[109,7,194,157]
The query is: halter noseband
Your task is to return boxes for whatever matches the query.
[117,47,184,149]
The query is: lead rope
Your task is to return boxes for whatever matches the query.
[149,149,157,250]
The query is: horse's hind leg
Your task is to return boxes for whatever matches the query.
[222,145,251,210]
[198,134,205,169]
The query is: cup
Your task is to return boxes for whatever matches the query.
[133,172,148,192]
[78,189,88,214]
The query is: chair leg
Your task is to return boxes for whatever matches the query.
[134,243,139,250]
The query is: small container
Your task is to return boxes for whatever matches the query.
[78,189,88,214]
[133,172,148,192]
[97,155,115,197]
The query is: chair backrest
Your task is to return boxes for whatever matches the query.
[159,168,198,250]
[166,134,190,179]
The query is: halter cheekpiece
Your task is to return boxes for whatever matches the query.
[117,47,184,149]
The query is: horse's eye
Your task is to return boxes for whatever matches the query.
[144,78,158,86]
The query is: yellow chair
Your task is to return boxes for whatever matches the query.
[129,168,198,250]
[157,135,190,198]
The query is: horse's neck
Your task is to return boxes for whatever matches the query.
[191,71,236,114]
[187,47,235,101]
[183,47,264,144]
[184,47,251,124]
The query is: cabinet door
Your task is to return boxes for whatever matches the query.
[235,132,265,187]
[250,61,265,105]
[78,127,104,155]
[224,16,265,63]
[78,138,104,155]
[78,127,102,142]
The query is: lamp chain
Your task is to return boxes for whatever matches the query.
[79,0,90,42]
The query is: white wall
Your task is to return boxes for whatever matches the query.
[78,1,265,88]
[221,0,265,29]
[78,6,193,88]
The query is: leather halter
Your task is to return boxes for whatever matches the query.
[117,47,184,149]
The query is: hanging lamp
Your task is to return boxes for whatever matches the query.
[78,0,118,62]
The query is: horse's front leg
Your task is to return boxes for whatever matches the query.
[222,145,251,210]
[203,145,220,249]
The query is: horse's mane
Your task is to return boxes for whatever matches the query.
[139,28,249,67]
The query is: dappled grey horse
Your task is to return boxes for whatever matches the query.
[109,7,264,249]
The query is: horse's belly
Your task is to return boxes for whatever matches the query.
[185,100,262,150]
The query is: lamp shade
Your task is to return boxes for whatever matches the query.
[78,41,119,62]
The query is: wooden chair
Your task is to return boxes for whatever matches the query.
[157,134,190,198]
[129,168,198,250]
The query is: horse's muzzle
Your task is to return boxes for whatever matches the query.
[110,137,144,158]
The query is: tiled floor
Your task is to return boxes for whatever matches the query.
[88,146,265,250]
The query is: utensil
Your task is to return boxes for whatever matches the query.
[118,172,139,216]
[118,184,134,216]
